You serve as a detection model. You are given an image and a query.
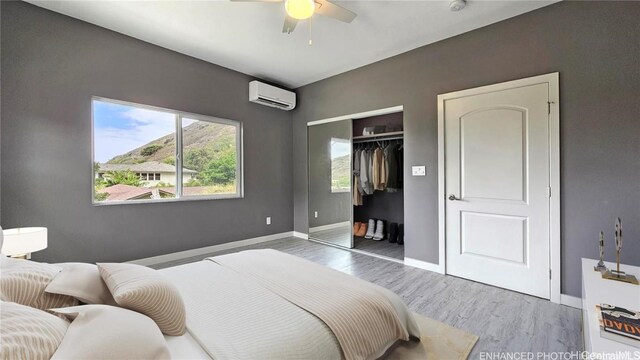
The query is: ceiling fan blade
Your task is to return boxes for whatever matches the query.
[282,15,298,34]
[314,0,356,23]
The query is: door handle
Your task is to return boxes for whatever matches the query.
[448,194,460,201]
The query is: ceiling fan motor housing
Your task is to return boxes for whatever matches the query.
[449,0,466,12]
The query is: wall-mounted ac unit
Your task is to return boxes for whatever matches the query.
[249,81,296,111]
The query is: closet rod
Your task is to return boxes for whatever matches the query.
[353,135,404,144]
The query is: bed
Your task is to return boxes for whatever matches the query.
[160,249,421,360]
[0,249,420,360]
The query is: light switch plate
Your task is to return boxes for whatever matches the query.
[412,166,426,176]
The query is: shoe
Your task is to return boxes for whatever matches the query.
[355,222,367,237]
[388,223,398,243]
[353,222,362,236]
[373,220,386,240]
[397,224,404,245]
[364,219,376,239]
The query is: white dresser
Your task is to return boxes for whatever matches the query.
[582,258,640,353]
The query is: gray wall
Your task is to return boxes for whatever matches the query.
[1,1,293,263]
[292,1,640,297]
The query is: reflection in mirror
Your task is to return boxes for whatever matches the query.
[331,138,351,194]
[308,120,353,248]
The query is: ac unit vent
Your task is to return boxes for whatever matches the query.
[256,96,291,109]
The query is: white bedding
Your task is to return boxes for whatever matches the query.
[161,260,343,360]
[160,252,420,360]
[164,331,211,360]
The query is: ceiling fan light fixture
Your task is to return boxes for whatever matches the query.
[284,0,315,20]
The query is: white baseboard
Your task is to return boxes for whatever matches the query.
[404,257,445,274]
[293,231,308,240]
[560,294,582,309]
[309,221,351,232]
[128,231,294,266]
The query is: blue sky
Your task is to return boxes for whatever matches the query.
[331,138,350,160]
[93,100,176,163]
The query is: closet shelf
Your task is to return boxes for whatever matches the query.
[353,131,404,142]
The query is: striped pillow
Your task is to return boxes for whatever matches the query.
[45,263,116,305]
[98,263,186,335]
[0,301,70,360]
[0,257,79,310]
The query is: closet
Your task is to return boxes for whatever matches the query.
[307,111,405,261]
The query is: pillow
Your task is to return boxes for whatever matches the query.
[0,257,78,310]
[50,305,170,360]
[98,263,186,335]
[1,301,70,360]
[45,263,116,305]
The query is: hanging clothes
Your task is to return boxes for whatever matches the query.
[353,149,363,206]
[353,139,402,205]
[397,143,404,189]
[372,147,386,191]
[360,149,374,195]
[385,143,400,192]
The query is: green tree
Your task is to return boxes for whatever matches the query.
[94,192,109,201]
[200,150,236,185]
[184,148,213,172]
[141,144,163,156]
[103,170,145,187]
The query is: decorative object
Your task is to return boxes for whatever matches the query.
[596,304,640,347]
[594,231,608,272]
[603,218,638,285]
[1,227,48,259]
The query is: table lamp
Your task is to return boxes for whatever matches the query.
[1,227,48,259]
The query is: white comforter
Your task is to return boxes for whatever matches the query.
[160,252,419,360]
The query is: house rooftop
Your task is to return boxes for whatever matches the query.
[98,161,196,174]
[98,184,152,201]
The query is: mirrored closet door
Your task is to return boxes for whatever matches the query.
[308,119,353,248]
[308,110,405,261]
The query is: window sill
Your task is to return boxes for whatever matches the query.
[92,193,243,206]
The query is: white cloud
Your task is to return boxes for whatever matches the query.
[94,107,176,163]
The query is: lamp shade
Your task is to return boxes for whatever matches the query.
[1,227,48,256]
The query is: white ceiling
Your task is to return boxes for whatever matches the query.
[27,0,557,88]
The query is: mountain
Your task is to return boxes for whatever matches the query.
[106,121,235,165]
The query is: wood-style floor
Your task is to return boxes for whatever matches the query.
[353,237,404,260]
[309,225,405,260]
[153,237,583,357]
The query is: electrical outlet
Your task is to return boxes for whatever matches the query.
[314,211,318,218]
[266,217,271,225]
[412,166,426,176]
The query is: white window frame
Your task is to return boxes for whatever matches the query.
[91,96,244,205]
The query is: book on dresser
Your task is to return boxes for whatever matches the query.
[597,304,640,348]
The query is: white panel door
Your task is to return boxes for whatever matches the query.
[444,82,550,299]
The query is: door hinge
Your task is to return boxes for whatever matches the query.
[547,187,552,198]
[549,269,552,279]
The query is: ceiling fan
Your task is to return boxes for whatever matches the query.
[231,0,357,34]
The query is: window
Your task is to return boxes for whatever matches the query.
[92,98,242,204]
[330,138,351,193]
